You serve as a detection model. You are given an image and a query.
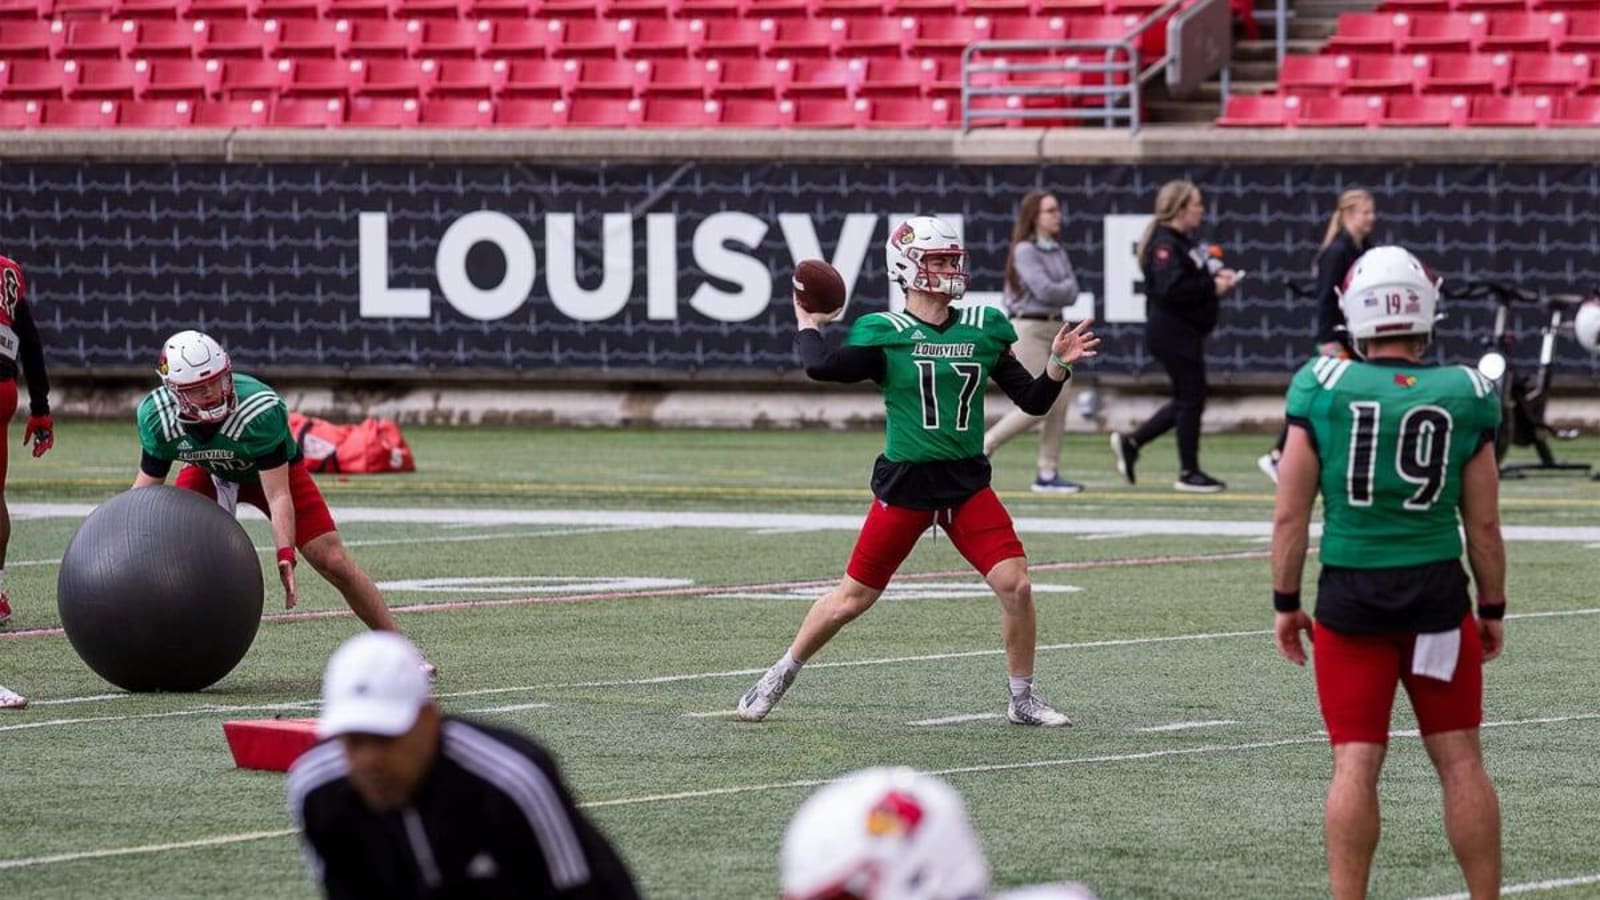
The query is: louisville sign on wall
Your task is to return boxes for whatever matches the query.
[4,162,1597,379]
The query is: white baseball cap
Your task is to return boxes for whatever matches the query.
[317,632,431,739]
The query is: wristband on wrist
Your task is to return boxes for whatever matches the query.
[1049,354,1072,375]
[1272,590,1302,613]
[276,547,297,567]
[1476,601,1506,620]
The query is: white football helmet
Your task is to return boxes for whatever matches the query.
[886,216,969,301]
[780,768,989,900]
[159,329,235,424]
[1337,246,1441,343]
[1573,299,1600,353]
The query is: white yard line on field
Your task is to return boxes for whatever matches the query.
[0,702,319,733]
[907,713,1004,726]
[460,702,553,714]
[0,829,299,871]
[1412,872,1600,900]
[1135,720,1239,732]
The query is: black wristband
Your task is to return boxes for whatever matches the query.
[1477,602,1506,621]
[1273,590,1302,613]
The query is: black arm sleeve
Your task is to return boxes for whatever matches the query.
[1313,240,1359,345]
[255,443,291,472]
[990,351,1067,416]
[795,328,885,383]
[139,450,173,480]
[12,299,50,416]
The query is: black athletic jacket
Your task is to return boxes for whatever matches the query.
[1312,230,1366,349]
[1141,225,1219,335]
[288,717,640,900]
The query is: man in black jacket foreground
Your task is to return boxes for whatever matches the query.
[288,632,640,899]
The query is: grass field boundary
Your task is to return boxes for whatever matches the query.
[1411,872,1600,899]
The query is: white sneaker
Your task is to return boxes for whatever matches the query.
[420,660,438,681]
[736,664,797,722]
[1007,690,1072,727]
[0,685,27,710]
[1257,453,1280,485]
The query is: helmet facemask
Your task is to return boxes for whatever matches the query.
[168,370,236,424]
[158,330,237,424]
[906,248,970,301]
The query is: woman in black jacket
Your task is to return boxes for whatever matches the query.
[1257,188,1375,483]
[1110,180,1238,492]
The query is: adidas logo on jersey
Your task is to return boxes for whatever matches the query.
[911,330,926,340]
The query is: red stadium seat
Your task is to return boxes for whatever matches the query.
[964,92,1027,127]
[531,0,600,18]
[347,19,419,57]
[325,0,391,20]
[569,58,639,96]
[0,99,39,127]
[857,95,955,128]
[788,95,855,126]
[630,17,700,57]
[345,95,419,124]
[50,0,117,18]
[0,0,48,19]
[269,95,344,125]
[678,0,739,19]
[637,57,713,96]
[853,56,929,97]
[428,57,501,96]
[709,55,789,96]
[119,97,195,124]
[37,97,118,126]
[190,96,269,125]
[1326,12,1408,53]
[785,57,855,97]
[1557,12,1600,52]
[272,18,351,58]
[840,16,911,56]
[419,96,492,125]
[1477,11,1561,52]
[1215,93,1291,127]
[554,17,634,57]
[1551,94,1600,125]
[699,17,767,56]
[114,0,189,19]
[69,58,142,97]
[815,0,886,20]
[1025,0,1092,14]
[500,58,573,98]
[1467,92,1550,125]
[466,0,529,18]
[187,0,258,18]
[606,0,677,19]
[217,57,291,97]
[637,95,713,125]
[486,19,558,57]
[0,20,64,58]
[141,58,216,98]
[911,15,992,58]
[714,94,786,125]
[416,18,487,57]
[1380,92,1463,126]
[283,57,358,97]
[768,17,842,57]
[1400,14,1474,53]
[991,14,1068,42]
[1277,54,1349,95]
[744,0,809,19]
[565,95,635,125]
[0,58,74,98]
[1422,52,1505,93]
[1346,54,1423,93]
[392,0,461,18]
[134,19,204,56]
[1509,51,1588,92]
[358,57,432,96]
[256,0,326,18]
[65,19,135,57]
[891,0,959,11]
[202,19,277,57]
[1454,0,1525,10]
[921,55,963,99]
[1294,94,1381,127]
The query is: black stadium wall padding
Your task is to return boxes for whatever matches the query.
[5,161,1598,381]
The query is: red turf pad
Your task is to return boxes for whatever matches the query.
[223,718,321,773]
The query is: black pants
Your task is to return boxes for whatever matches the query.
[1132,324,1207,473]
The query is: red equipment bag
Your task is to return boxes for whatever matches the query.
[288,412,416,474]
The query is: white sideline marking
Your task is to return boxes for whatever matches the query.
[908,713,1003,726]
[0,702,318,733]
[2,713,1596,870]
[1389,712,1600,738]
[13,502,1600,543]
[1412,873,1600,900]
[1136,720,1239,732]
[28,693,127,707]
[682,710,735,719]
[461,702,552,714]
[0,829,299,871]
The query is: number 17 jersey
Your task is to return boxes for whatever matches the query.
[1286,357,1501,569]
[846,306,1018,463]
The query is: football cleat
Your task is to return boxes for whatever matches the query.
[0,684,26,710]
[1007,690,1073,727]
[736,663,797,722]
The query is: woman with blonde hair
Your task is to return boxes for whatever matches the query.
[983,190,1086,494]
[1110,180,1239,492]
[1258,188,1376,483]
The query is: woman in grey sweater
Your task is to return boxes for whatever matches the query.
[983,190,1086,494]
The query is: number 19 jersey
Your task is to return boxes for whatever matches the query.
[846,306,1018,463]
[1286,357,1501,569]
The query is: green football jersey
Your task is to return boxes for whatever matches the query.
[137,373,301,484]
[845,305,1018,463]
[1286,357,1501,569]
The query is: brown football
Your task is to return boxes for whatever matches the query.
[792,259,847,315]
